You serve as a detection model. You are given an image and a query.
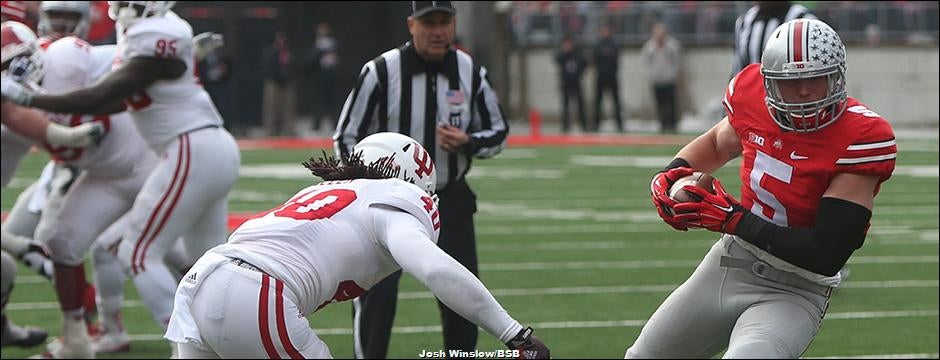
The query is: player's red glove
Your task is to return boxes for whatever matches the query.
[650,167,695,231]
[506,327,550,359]
[673,178,746,234]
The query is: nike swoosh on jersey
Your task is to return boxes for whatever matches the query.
[790,151,809,160]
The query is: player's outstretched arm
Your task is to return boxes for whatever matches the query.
[373,205,549,358]
[27,57,186,115]
[1,100,105,147]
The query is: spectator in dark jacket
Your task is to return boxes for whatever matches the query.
[261,31,296,136]
[593,24,624,132]
[302,22,340,134]
[555,36,588,133]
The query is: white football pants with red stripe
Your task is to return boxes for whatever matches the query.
[118,127,240,329]
[172,257,331,359]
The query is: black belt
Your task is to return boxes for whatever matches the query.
[230,257,265,273]
[720,256,832,296]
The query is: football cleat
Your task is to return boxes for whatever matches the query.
[92,329,130,353]
[1,317,48,348]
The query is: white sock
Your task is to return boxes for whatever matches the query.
[93,244,127,333]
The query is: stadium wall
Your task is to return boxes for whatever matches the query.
[509,46,939,128]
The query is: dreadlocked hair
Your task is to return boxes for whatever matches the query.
[302,151,401,181]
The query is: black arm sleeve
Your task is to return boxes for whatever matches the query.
[733,197,873,277]
[663,157,691,172]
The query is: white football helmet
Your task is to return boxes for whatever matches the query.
[38,1,92,40]
[1,21,44,86]
[353,132,437,194]
[107,1,175,26]
[761,18,847,132]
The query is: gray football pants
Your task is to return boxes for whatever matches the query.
[625,235,832,359]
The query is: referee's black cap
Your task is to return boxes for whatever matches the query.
[412,1,456,18]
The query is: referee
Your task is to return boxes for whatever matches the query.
[731,1,815,76]
[333,1,509,358]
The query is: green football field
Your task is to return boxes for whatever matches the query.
[2,138,937,359]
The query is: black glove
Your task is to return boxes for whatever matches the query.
[20,243,54,280]
[505,327,550,359]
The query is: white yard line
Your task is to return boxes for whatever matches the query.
[7,280,936,311]
[477,235,938,252]
[11,254,938,286]
[479,255,937,271]
[475,221,938,234]
[109,309,940,341]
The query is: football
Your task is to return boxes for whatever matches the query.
[668,172,716,203]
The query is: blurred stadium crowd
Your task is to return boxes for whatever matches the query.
[8,1,936,137]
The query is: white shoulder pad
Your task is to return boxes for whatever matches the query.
[42,37,94,93]
[123,13,193,61]
[363,179,440,243]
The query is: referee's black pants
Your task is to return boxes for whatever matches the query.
[353,180,479,359]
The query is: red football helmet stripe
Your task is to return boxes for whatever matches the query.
[792,20,805,62]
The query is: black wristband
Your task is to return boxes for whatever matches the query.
[663,157,691,172]
[506,327,533,349]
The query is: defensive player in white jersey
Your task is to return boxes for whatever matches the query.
[2,18,106,357]
[5,33,167,359]
[165,133,549,359]
[2,1,97,283]
[0,3,241,355]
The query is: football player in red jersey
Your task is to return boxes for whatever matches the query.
[631,18,896,358]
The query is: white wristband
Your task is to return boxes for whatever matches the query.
[45,122,81,147]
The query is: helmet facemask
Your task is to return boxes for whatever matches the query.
[107,1,175,26]
[761,19,848,133]
[3,54,44,90]
[764,69,847,133]
[38,1,91,40]
[1,21,44,89]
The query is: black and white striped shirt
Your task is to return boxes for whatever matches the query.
[731,3,816,76]
[333,42,509,191]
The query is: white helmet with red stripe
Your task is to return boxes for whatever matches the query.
[1,21,44,86]
[761,18,847,132]
[353,132,437,195]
